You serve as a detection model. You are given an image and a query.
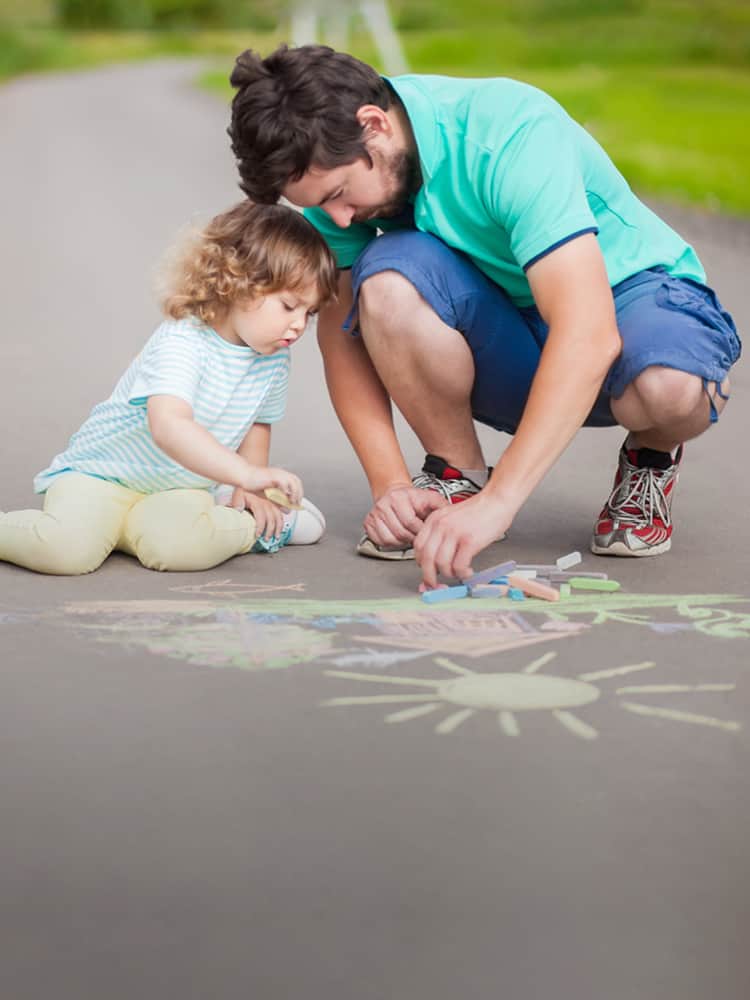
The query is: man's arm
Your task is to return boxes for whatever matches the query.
[486,233,621,512]
[317,270,409,495]
[414,233,622,586]
[317,270,444,544]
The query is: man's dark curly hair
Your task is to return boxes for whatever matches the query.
[228,44,394,204]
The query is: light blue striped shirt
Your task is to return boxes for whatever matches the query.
[35,317,290,494]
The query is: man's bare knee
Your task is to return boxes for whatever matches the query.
[358,271,424,327]
[633,367,705,425]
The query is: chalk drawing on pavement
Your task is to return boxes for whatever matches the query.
[6,585,743,739]
[322,652,741,739]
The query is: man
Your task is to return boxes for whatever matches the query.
[228,44,740,589]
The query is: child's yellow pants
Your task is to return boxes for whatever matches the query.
[0,473,258,575]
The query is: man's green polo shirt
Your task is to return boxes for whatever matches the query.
[304,74,704,307]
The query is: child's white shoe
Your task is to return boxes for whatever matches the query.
[285,498,326,545]
[252,497,325,553]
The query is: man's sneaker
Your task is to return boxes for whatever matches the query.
[591,442,682,557]
[413,453,489,502]
[253,498,326,553]
[356,453,489,560]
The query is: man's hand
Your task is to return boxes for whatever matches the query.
[413,491,513,589]
[228,488,286,539]
[363,484,448,549]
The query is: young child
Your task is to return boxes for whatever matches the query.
[0,201,338,575]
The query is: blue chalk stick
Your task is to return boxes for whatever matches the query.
[421,585,469,603]
[508,588,525,601]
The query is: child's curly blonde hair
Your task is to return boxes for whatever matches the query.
[159,201,337,324]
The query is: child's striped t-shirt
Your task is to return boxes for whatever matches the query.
[34,317,290,495]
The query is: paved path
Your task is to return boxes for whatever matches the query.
[1,62,748,1000]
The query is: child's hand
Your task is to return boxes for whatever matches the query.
[229,488,286,539]
[242,465,303,507]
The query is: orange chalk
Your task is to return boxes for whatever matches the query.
[506,573,560,602]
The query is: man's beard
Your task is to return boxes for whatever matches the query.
[353,148,420,223]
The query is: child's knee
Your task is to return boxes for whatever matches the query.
[126,492,255,571]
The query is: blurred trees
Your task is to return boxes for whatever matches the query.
[55,0,277,29]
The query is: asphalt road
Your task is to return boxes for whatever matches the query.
[1,61,748,1000]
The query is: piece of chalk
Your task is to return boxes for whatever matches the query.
[568,577,621,592]
[556,550,582,571]
[464,560,517,587]
[421,585,470,603]
[508,588,525,601]
[546,571,610,583]
[264,487,303,510]
[559,583,571,599]
[511,568,537,580]
[469,584,509,598]
[506,573,560,603]
[514,564,558,573]
[489,576,509,585]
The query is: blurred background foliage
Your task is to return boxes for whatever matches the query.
[1,0,749,214]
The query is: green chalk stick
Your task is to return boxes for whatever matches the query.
[568,577,620,592]
[559,583,571,598]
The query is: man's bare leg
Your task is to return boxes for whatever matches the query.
[357,270,486,472]
[611,366,730,450]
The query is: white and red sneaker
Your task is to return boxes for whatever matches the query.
[357,453,490,560]
[591,442,682,557]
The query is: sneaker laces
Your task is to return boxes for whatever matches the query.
[607,460,676,529]
[412,469,481,499]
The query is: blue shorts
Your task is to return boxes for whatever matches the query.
[347,231,741,433]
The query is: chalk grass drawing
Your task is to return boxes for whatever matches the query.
[169,580,307,598]
[58,591,750,676]
[322,652,741,740]
[63,592,750,640]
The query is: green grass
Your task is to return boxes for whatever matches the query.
[514,66,750,213]
[0,26,283,80]
[2,0,750,214]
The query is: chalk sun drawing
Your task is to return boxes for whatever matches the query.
[322,652,740,740]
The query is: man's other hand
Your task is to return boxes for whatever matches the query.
[363,484,447,550]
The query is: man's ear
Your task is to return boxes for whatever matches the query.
[355,104,392,140]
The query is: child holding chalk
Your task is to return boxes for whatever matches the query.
[0,201,337,574]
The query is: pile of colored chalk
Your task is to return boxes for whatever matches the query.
[421,551,621,604]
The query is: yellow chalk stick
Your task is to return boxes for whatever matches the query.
[264,487,303,510]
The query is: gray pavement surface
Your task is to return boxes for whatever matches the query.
[1,61,749,999]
